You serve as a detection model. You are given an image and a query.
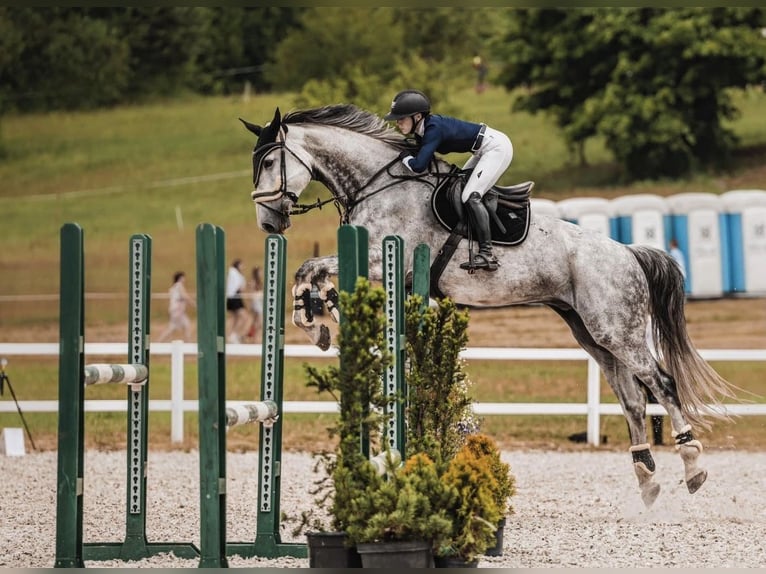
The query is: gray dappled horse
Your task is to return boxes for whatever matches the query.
[240,104,738,507]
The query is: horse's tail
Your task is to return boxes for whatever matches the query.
[629,245,738,430]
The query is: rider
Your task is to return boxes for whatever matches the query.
[384,89,513,271]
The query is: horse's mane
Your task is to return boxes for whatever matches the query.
[283,104,410,151]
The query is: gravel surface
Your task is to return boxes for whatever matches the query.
[2,448,765,568]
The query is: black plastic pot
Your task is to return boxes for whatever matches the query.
[434,555,479,568]
[356,540,434,568]
[484,516,507,556]
[306,531,363,568]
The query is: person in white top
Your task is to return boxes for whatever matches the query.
[226,259,248,343]
[157,271,195,342]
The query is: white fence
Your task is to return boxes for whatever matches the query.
[1,342,764,446]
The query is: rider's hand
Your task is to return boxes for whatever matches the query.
[399,153,416,172]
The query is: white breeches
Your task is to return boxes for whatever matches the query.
[461,126,513,203]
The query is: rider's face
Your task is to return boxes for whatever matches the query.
[395,114,420,135]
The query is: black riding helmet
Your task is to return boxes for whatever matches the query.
[384,89,431,120]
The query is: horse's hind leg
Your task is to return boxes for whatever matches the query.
[673,424,707,493]
[552,307,661,507]
[630,353,707,494]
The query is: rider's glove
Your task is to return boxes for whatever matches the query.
[400,154,416,172]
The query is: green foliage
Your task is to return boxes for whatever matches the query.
[463,433,516,515]
[298,280,510,558]
[273,7,491,113]
[345,452,454,547]
[438,442,503,561]
[404,295,479,466]
[0,7,301,112]
[267,8,405,94]
[301,277,393,532]
[295,55,459,117]
[1,8,132,111]
[495,8,766,179]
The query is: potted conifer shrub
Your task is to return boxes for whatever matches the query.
[435,440,504,567]
[463,433,517,557]
[297,277,393,568]
[403,295,517,566]
[403,295,480,467]
[346,452,454,568]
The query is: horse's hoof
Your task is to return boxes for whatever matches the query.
[641,482,661,508]
[316,325,331,351]
[686,469,707,494]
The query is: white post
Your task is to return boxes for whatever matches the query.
[171,340,184,443]
[586,357,601,446]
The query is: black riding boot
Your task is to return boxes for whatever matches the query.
[461,192,498,271]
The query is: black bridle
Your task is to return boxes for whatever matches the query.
[250,140,314,205]
[251,138,454,224]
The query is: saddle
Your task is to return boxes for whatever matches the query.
[431,165,533,246]
[428,165,534,299]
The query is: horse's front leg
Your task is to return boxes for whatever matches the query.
[292,255,340,351]
[292,249,383,350]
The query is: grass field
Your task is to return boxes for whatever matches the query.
[1,85,765,452]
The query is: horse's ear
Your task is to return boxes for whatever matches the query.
[239,117,262,136]
[271,107,288,136]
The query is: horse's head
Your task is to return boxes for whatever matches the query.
[240,108,313,234]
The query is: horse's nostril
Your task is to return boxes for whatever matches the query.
[263,223,276,233]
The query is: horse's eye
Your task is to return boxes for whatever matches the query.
[263,159,274,169]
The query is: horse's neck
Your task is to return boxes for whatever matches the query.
[301,125,452,248]
[302,126,401,201]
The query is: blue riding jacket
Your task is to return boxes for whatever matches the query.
[406,114,483,173]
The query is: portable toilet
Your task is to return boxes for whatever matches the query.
[610,194,671,250]
[665,192,728,298]
[556,197,617,238]
[720,189,766,295]
[530,198,561,219]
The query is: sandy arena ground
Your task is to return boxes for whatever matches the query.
[2,449,765,568]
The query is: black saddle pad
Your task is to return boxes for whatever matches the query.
[431,167,533,246]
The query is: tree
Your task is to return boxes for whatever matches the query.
[0,8,132,111]
[0,7,302,112]
[494,8,766,179]
[113,7,214,99]
[267,8,501,113]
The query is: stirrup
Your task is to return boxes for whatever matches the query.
[460,252,498,272]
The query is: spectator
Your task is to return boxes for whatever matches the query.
[472,54,489,94]
[157,271,195,342]
[226,258,248,343]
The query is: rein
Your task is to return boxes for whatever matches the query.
[293,155,453,224]
[252,135,459,225]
